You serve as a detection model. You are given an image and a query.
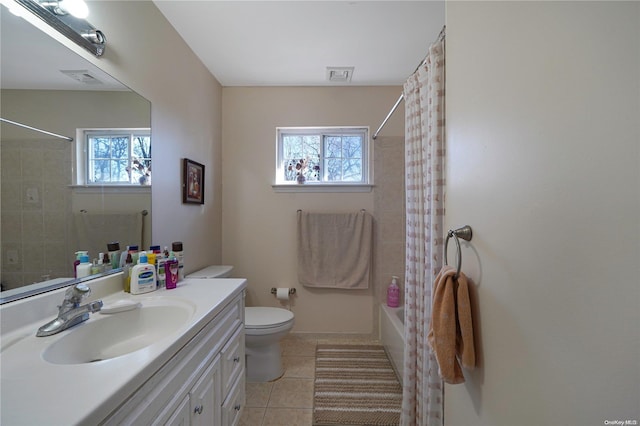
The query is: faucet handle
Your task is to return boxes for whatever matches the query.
[65,283,91,303]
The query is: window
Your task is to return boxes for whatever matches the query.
[276,127,370,186]
[77,129,151,185]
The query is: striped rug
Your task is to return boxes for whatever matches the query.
[313,344,402,426]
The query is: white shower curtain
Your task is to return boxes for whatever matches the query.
[402,39,446,426]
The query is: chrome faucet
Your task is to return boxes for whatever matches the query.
[36,283,103,337]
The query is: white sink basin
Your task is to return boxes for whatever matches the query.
[42,302,194,364]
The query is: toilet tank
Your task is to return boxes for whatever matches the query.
[187,265,234,278]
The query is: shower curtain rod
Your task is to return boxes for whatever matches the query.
[0,117,74,141]
[372,25,446,141]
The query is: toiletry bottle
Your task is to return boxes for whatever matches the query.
[130,251,157,295]
[165,252,179,289]
[172,242,184,281]
[147,251,156,267]
[156,252,167,289]
[73,250,88,278]
[102,252,112,272]
[119,245,130,268]
[91,257,101,275]
[107,242,120,270]
[387,276,400,308]
[123,252,133,292]
[147,252,156,288]
[129,245,140,265]
[76,254,92,278]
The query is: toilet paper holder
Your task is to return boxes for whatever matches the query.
[271,287,296,295]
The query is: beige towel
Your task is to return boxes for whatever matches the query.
[72,212,144,262]
[428,265,476,384]
[297,211,373,289]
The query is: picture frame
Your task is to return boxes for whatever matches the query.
[182,158,205,204]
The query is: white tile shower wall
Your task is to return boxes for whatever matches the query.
[373,136,406,311]
[1,138,72,289]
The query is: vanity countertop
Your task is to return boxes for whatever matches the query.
[0,277,246,426]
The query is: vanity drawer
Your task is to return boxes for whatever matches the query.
[221,374,245,426]
[220,325,245,398]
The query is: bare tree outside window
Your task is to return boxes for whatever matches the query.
[86,130,151,185]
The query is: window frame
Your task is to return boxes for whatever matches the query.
[74,128,151,187]
[274,126,373,191]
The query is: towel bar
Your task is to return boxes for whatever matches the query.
[444,225,472,279]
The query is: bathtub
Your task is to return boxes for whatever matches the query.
[380,304,404,384]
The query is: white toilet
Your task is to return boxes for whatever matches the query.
[187,266,295,382]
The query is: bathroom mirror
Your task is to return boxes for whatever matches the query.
[0,4,152,303]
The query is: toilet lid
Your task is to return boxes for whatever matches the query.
[245,307,294,329]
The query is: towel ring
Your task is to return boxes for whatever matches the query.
[444,225,473,279]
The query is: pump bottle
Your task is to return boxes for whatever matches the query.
[387,276,400,308]
[130,251,157,295]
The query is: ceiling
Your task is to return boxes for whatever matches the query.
[153,1,445,87]
[1,1,445,90]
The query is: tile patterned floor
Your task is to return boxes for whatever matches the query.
[240,334,379,426]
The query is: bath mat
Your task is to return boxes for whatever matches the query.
[313,344,402,426]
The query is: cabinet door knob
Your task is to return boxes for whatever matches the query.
[234,404,241,411]
[194,405,204,415]
[233,356,240,363]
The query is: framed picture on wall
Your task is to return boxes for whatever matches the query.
[182,158,205,204]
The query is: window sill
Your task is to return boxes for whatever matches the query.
[272,183,373,193]
[70,185,152,194]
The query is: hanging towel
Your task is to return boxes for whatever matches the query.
[428,265,476,384]
[71,212,144,261]
[297,211,373,289]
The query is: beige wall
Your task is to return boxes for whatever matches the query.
[221,87,404,334]
[445,2,639,424]
[55,1,224,273]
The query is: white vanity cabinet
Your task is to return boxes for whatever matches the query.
[101,292,245,426]
[220,327,246,425]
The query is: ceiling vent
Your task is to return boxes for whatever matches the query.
[60,70,104,85]
[326,67,354,83]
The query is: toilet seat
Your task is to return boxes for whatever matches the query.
[245,307,294,329]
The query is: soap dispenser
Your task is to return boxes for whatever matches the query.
[387,276,400,308]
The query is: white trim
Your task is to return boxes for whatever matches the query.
[70,185,151,194]
[272,183,373,193]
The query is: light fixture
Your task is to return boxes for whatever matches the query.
[82,29,105,45]
[40,0,88,18]
[13,0,105,56]
[58,0,87,18]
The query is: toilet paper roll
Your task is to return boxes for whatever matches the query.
[276,288,290,301]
